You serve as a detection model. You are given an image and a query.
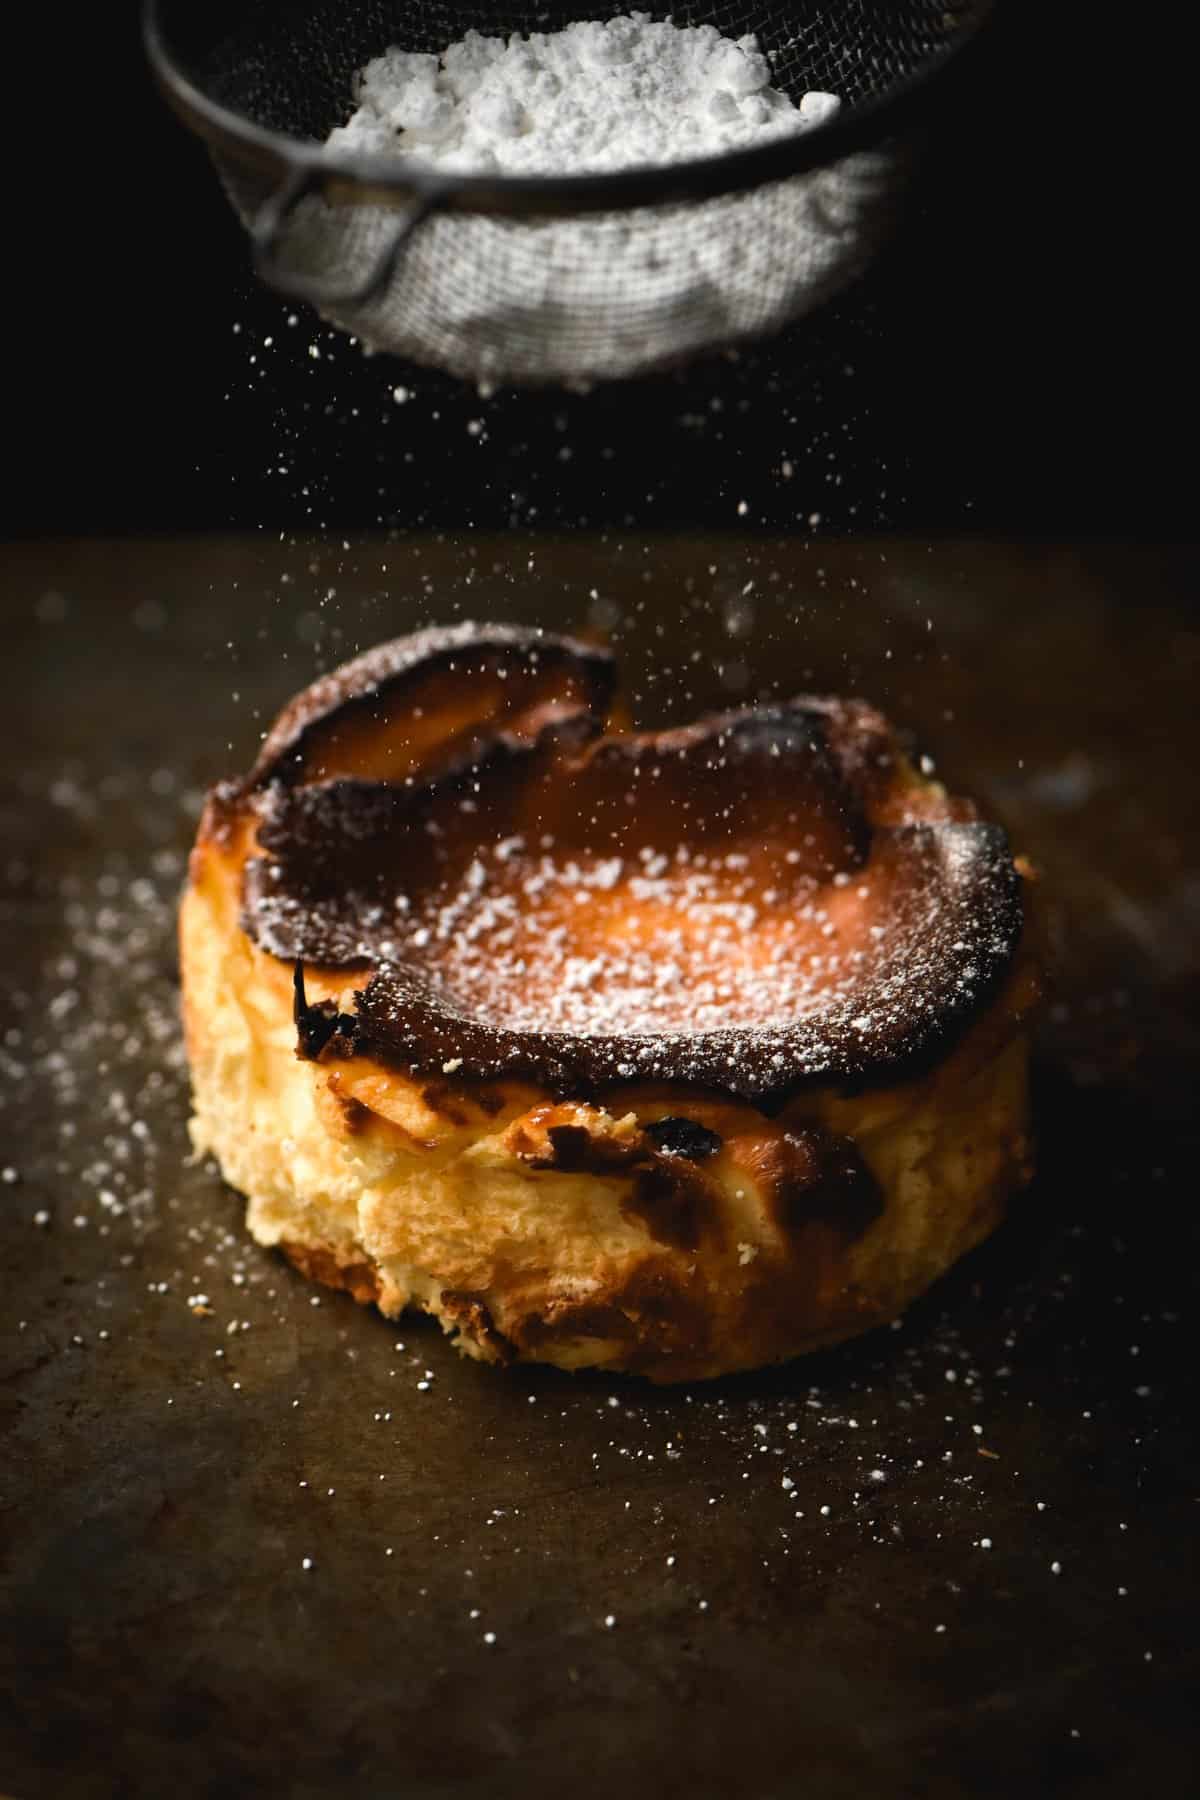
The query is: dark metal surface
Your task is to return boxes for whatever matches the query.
[2,534,1198,1799]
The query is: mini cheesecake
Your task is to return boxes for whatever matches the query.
[180,623,1037,1381]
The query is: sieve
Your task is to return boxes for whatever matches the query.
[144,1,1000,386]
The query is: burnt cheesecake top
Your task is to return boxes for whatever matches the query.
[202,623,1026,1110]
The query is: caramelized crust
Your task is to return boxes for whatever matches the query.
[180,623,1037,1380]
[230,630,1024,1105]
[248,620,615,787]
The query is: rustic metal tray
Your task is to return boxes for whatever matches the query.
[2,534,1196,1798]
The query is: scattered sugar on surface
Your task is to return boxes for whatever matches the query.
[1,776,195,1244]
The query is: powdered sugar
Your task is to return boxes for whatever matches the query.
[306,16,859,378]
[400,837,857,1036]
[327,16,840,175]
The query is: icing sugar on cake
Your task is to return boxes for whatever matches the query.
[326,14,840,174]
[402,839,864,1037]
[233,629,1026,1106]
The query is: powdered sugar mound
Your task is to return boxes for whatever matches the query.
[327,16,839,174]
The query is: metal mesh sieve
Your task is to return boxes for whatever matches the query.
[145,0,998,385]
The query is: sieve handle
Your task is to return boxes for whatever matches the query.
[249,167,439,309]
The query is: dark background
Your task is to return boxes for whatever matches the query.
[4,13,1199,1791]
[10,0,1192,539]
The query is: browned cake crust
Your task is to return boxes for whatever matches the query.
[181,623,1037,1381]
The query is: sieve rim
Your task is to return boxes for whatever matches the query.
[143,0,1001,218]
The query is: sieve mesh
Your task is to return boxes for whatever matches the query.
[147,0,994,384]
